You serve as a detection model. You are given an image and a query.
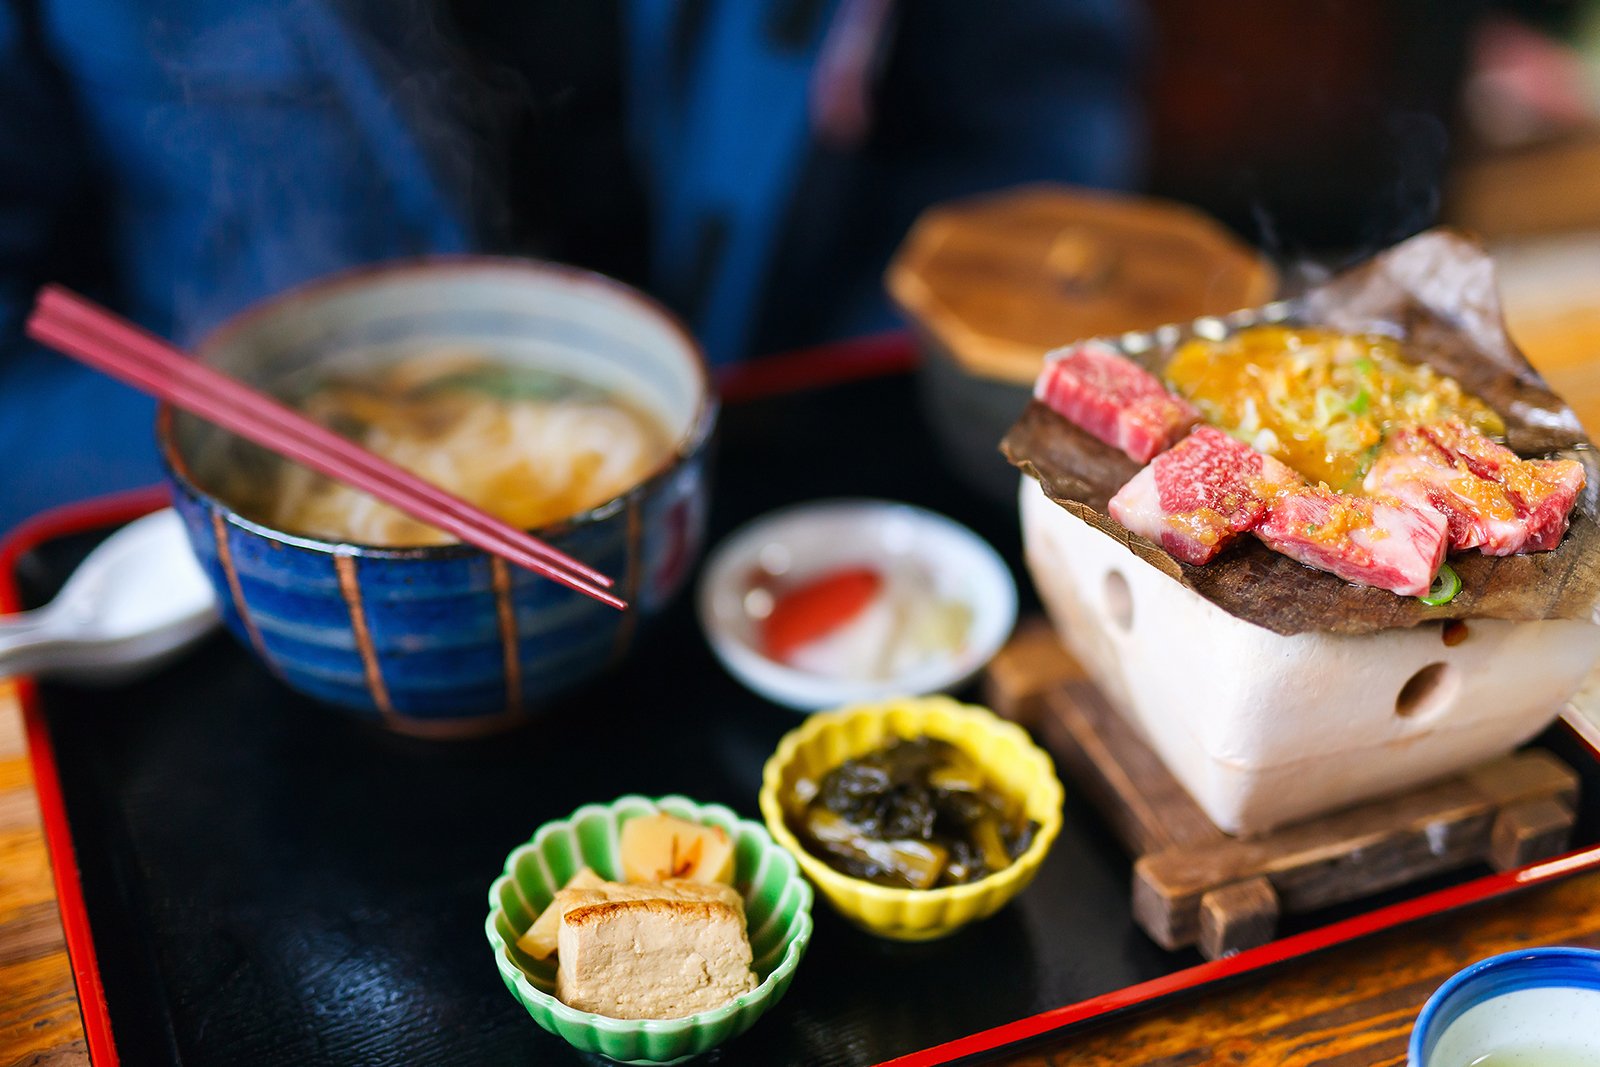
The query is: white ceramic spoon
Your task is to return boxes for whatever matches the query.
[0,508,219,684]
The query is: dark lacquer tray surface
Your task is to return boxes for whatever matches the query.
[12,348,1600,1067]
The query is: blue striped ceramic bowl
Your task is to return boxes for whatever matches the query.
[158,259,715,737]
[1409,947,1600,1065]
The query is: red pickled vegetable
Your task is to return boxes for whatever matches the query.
[762,567,882,661]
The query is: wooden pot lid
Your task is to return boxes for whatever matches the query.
[887,184,1277,385]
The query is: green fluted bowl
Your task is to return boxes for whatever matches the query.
[485,795,815,1064]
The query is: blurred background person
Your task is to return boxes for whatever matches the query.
[0,0,1142,530]
[10,0,1595,533]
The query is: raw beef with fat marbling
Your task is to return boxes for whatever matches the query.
[1364,421,1585,555]
[1034,342,1200,463]
[1109,427,1302,564]
[1257,486,1449,597]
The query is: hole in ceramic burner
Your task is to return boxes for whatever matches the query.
[1396,662,1455,718]
[1104,571,1133,631]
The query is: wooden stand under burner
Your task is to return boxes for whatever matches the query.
[986,620,1580,960]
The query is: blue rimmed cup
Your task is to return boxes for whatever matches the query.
[1409,946,1600,1066]
[158,258,715,737]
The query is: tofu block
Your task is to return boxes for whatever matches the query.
[556,899,759,1020]
[518,875,742,960]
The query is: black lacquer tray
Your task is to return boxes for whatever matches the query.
[11,339,1600,1067]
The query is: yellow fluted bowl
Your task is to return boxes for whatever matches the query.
[758,696,1064,941]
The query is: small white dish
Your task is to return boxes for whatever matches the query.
[697,500,1017,711]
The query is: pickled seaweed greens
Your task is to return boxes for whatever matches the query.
[787,737,1037,889]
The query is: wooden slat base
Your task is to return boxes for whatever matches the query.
[987,620,1581,959]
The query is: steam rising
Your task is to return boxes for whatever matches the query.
[160,0,519,344]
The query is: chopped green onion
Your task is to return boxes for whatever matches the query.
[1354,356,1375,376]
[1419,562,1461,606]
[428,365,596,402]
[1349,443,1382,487]
[1347,387,1370,415]
[1313,386,1345,425]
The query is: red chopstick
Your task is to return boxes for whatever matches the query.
[34,287,616,594]
[28,292,624,608]
[27,285,627,610]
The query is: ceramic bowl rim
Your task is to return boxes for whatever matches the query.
[1408,945,1600,1066]
[696,499,1019,711]
[483,793,815,1039]
[757,696,1065,907]
[155,255,716,561]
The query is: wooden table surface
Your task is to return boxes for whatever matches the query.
[4,247,1600,1067]
[0,678,86,1067]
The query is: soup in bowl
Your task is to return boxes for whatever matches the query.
[159,258,715,736]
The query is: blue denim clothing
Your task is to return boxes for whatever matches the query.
[0,0,1138,532]
[1,0,472,530]
[627,0,1141,358]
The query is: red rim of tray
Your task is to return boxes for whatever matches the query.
[8,335,1600,1067]
[0,483,172,1067]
